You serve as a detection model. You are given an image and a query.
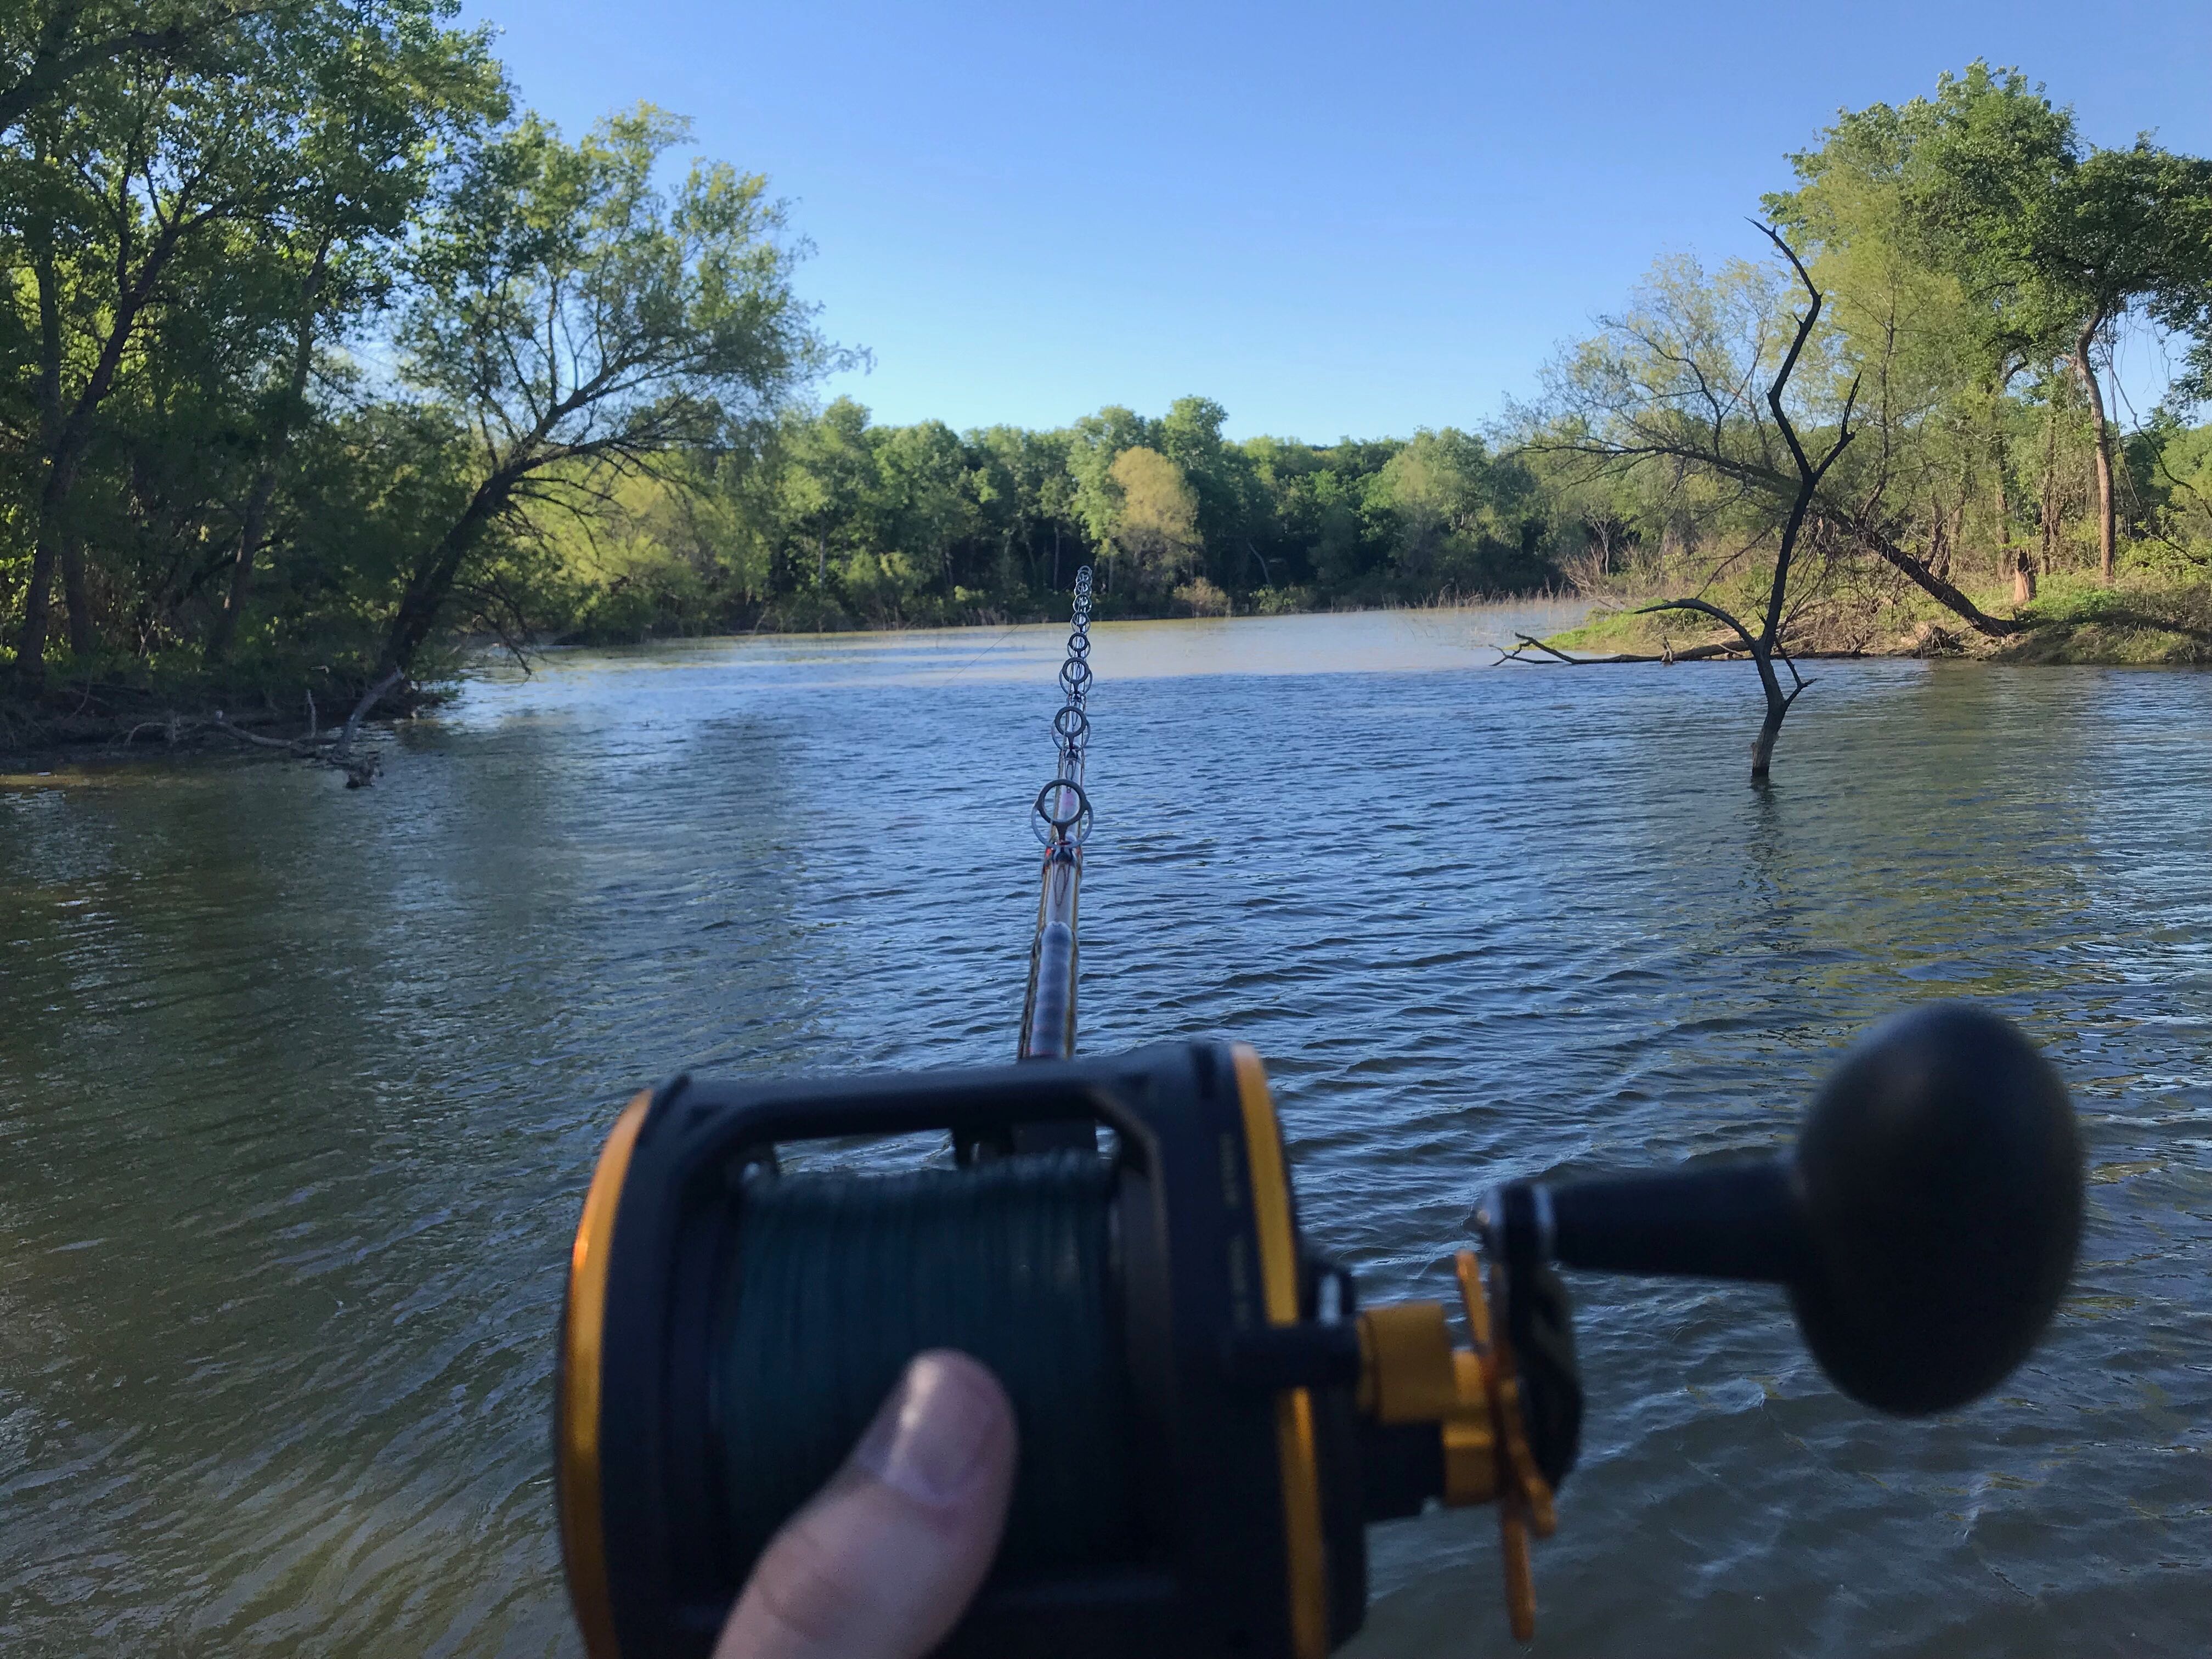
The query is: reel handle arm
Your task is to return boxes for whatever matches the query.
[1502,1160,1812,1283]
[1479,1002,2084,1417]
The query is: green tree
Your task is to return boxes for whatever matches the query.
[1378,428,1496,586]
[0,1,276,138]
[1157,393,1261,584]
[376,104,837,679]
[1066,403,1151,558]
[1773,64,2212,587]
[2033,144,2212,582]
[873,418,975,587]
[772,397,879,590]
[971,422,1079,592]
[1107,445,1199,593]
[1526,242,2022,637]
[203,1,503,659]
[5,8,343,685]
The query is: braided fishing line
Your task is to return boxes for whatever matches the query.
[1034,568,1096,848]
[710,1150,1140,1573]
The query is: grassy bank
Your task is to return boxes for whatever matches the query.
[9,573,2209,770]
[1543,572,2212,666]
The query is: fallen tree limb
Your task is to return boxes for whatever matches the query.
[208,713,325,754]
[334,668,403,763]
[1499,636,1746,665]
[1512,631,1582,664]
[106,669,408,787]
[1587,641,1743,663]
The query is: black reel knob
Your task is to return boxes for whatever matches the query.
[1493,1003,2084,1415]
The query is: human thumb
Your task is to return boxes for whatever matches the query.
[712,1350,1018,1659]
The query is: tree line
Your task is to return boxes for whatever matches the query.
[1522,64,2212,652]
[1,0,833,716]
[4,18,2210,726]
[549,396,1560,639]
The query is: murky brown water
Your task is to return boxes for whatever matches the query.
[2,605,2206,1657]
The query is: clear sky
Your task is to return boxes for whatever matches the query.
[458,0,2211,443]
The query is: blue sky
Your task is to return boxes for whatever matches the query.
[459,1,2211,442]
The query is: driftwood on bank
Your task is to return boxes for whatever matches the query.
[119,667,404,787]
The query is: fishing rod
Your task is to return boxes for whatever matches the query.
[554,589,2086,1659]
[952,569,1096,1168]
[1018,566,1093,1063]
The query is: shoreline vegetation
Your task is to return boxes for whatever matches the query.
[4,17,2211,774]
[17,571,2212,756]
[9,571,2208,771]
[1536,571,2212,667]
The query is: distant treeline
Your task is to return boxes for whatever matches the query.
[554,399,1560,637]
[4,14,2211,709]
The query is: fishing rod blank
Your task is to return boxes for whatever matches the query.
[1019,567,1093,1064]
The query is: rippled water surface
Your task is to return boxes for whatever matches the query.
[3,603,2208,1658]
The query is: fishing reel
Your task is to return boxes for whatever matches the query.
[555,1002,2081,1659]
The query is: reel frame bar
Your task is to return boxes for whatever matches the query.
[561,1041,1353,1659]
[1020,567,1095,1062]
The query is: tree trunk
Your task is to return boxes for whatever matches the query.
[1747,647,1791,782]
[375,473,517,680]
[210,243,329,662]
[1244,536,1272,586]
[1991,402,2011,577]
[2074,319,2118,586]
[210,468,281,662]
[11,193,187,686]
[1993,419,2034,602]
[1830,511,2025,635]
[2006,475,2035,603]
[2035,396,2056,577]
[15,167,64,690]
[14,537,59,691]
[1750,698,1785,779]
[59,531,92,655]
[18,456,95,685]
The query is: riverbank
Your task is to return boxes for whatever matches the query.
[0,593,1547,760]
[8,575,2210,765]
[0,667,443,770]
[1540,572,2212,665]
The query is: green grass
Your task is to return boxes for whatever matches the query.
[1997,574,2212,664]
[1545,565,2212,666]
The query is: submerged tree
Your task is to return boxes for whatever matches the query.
[1523,227,1858,780]
[1639,229,1858,780]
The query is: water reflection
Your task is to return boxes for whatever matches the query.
[2,609,2205,1657]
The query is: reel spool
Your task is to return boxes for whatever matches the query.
[556,1002,2082,1659]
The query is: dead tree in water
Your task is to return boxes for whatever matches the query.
[1639,226,1858,782]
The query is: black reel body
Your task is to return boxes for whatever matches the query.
[559,1006,2084,1659]
[560,1041,1377,1659]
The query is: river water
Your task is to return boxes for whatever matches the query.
[2,604,2207,1658]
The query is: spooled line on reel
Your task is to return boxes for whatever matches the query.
[555,582,2085,1659]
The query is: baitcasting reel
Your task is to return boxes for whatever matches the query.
[555,1001,2081,1658]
